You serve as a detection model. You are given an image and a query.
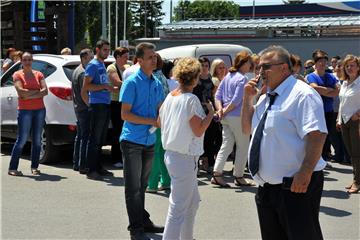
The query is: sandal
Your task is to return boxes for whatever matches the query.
[347,183,359,194]
[234,177,256,186]
[345,182,354,190]
[8,170,23,176]
[211,174,230,188]
[31,169,41,176]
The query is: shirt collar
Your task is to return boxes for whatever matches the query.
[269,75,296,96]
[137,68,154,81]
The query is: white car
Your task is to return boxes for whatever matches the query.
[157,44,252,67]
[1,54,114,163]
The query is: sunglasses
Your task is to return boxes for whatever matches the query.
[258,62,284,71]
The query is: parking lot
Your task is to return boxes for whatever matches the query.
[1,142,359,240]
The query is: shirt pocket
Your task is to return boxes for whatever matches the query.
[264,110,282,131]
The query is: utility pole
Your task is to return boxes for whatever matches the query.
[252,0,256,19]
[170,0,173,23]
[115,0,118,47]
[108,0,111,44]
[123,0,126,40]
[144,1,147,38]
[101,0,106,39]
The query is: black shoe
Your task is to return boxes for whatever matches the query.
[144,223,164,233]
[73,166,79,171]
[97,168,113,176]
[79,168,89,175]
[130,232,152,240]
[86,171,104,180]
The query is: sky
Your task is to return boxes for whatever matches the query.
[161,0,359,23]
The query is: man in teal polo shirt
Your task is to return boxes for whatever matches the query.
[120,42,165,240]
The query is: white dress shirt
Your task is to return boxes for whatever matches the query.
[337,76,360,124]
[249,76,327,186]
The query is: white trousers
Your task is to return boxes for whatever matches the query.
[163,150,200,240]
[213,116,250,177]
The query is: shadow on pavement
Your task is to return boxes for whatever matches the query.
[22,173,67,182]
[320,205,352,217]
[322,189,350,199]
[103,176,124,187]
[326,166,353,175]
[324,176,338,182]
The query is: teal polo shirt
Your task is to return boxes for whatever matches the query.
[119,69,165,146]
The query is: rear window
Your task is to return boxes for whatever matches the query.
[200,54,233,68]
[63,65,78,81]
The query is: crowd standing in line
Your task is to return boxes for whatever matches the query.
[3,41,360,240]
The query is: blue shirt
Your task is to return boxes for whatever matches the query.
[119,69,165,146]
[307,72,337,112]
[84,59,111,104]
[215,72,247,117]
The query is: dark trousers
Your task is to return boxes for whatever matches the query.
[323,112,334,160]
[341,119,360,184]
[73,109,90,170]
[86,104,110,172]
[9,108,46,170]
[255,171,324,240]
[330,112,350,163]
[203,120,222,167]
[110,101,124,163]
[120,140,154,234]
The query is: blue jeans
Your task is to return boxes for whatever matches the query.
[86,104,110,172]
[120,140,154,234]
[9,108,46,170]
[73,109,90,170]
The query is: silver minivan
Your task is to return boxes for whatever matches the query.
[157,44,252,67]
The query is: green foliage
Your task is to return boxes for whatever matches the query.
[129,0,165,39]
[174,0,240,21]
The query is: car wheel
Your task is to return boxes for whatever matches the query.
[39,125,60,163]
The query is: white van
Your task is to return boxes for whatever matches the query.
[157,44,252,67]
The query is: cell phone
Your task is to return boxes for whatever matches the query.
[282,177,293,190]
[256,75,263,89]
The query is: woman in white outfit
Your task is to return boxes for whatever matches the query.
[159,57,214,240]
[212,51,255,187]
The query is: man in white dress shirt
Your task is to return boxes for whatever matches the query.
[241,45,328,240]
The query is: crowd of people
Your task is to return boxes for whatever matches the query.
[3,41,360,240]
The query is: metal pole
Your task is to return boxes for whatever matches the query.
[101,0,106,39]
[123,0,126,40]
[252,0,255,19]
[144,1,147,38]
[170,0,173,23]
[115,0,118,47]
[108,0,111,43]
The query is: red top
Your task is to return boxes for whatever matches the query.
[13,70,45,110]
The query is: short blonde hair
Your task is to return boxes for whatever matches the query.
[61,47,72,55]
[210,58,225,77]
[343,54,360,80]
[173,57,201,86]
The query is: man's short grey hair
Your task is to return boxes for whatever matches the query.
[135,42,156,59]
[259,45,292,70]
[79,48,93,59]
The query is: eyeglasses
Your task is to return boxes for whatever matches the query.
[22,58,33,62]
[258,62,284,71]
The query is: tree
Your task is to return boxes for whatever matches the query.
[174,0,240,21]
[129,0,165,39]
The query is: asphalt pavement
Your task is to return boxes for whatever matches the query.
[1,143,359,240]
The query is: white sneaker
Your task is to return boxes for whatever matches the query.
[114,162,123,168]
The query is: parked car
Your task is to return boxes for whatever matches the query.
[157,44,252,67]
[0,54,114,163]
